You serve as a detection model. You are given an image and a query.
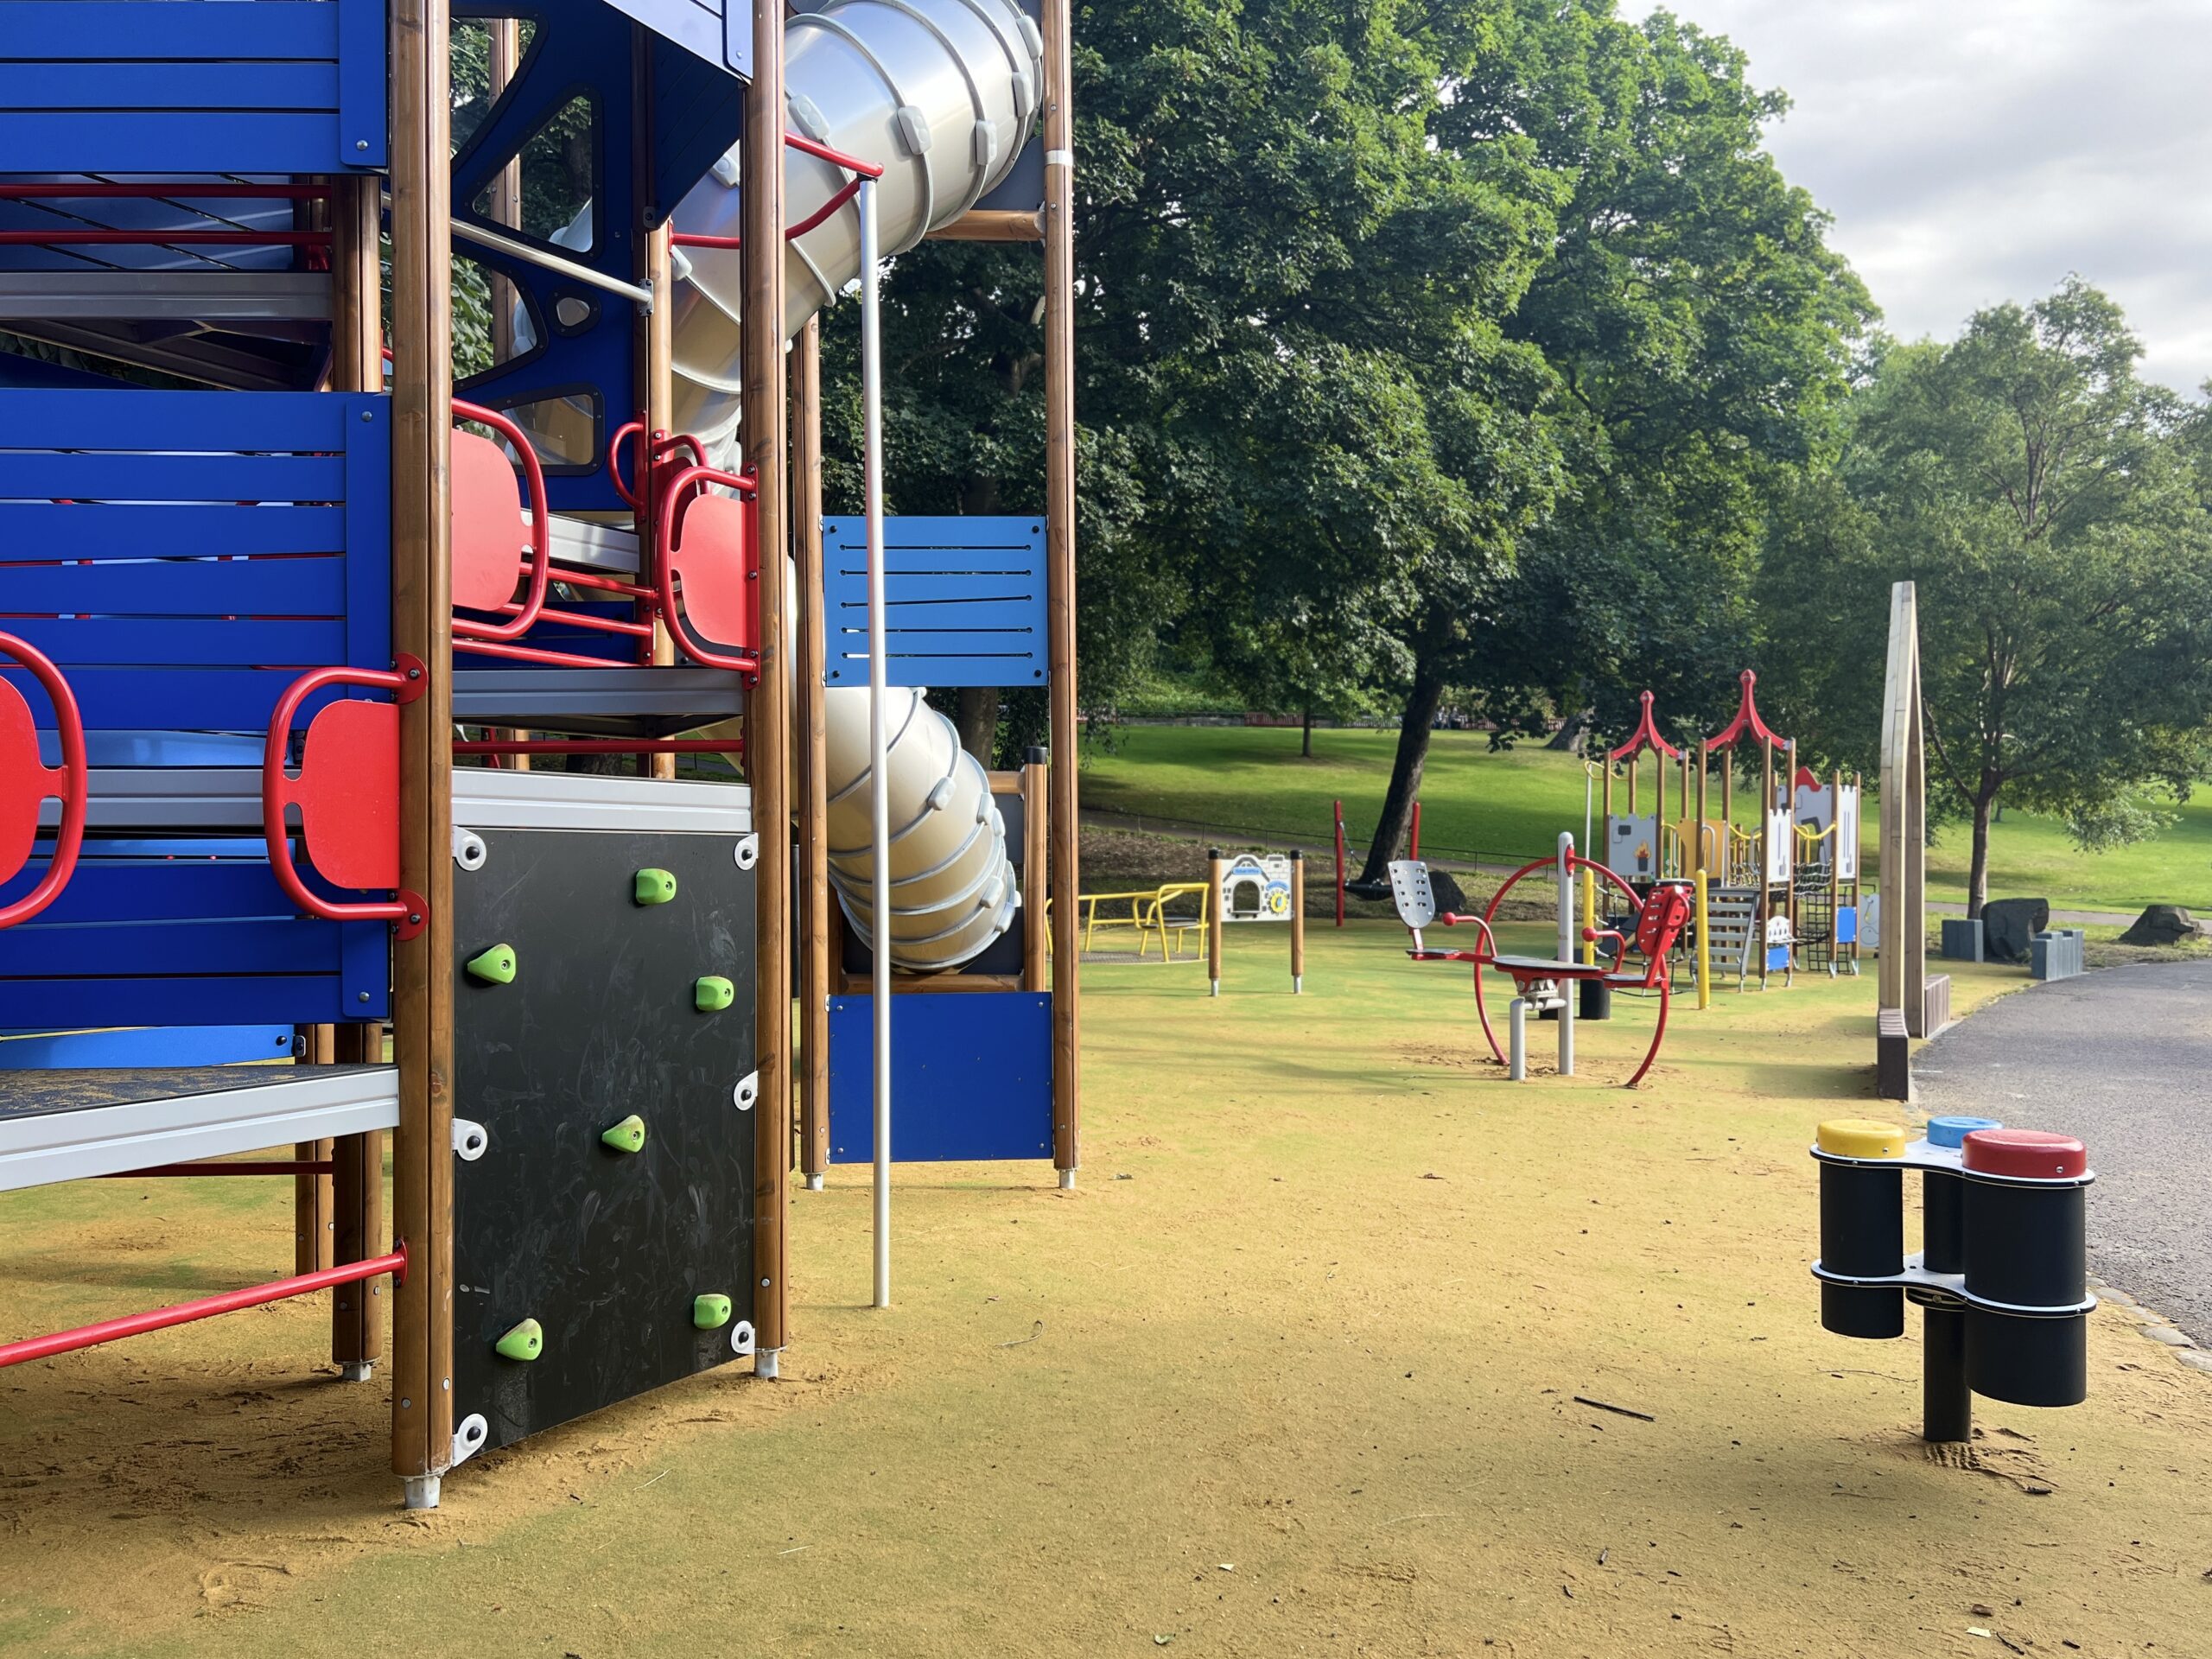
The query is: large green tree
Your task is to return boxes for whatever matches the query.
[1759,279,2212,916]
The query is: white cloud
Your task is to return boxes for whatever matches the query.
[1639,0,2212,391]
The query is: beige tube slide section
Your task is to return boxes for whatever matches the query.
[666,0,1046,453]
[822,686,1020,969]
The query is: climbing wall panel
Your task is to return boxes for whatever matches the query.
[449,824,757,1452]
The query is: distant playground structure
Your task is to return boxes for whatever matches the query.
[1375,669,1873,1086]
[1070,849,1306,994]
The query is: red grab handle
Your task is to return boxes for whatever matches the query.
[0,630,87,930]
[607,420,708,512]
[653,460,760,674]
[262,658,427,939]
[450,397,552,642]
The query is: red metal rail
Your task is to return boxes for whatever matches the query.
[671,129,884,250]
[0,1249,406,1370]
[0,630,88,930]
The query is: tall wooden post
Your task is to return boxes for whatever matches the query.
[294,1020,334,1275]
[1879,583,1929,1035]
[744,0,792,1367]
[1022,747,1049,993]
[329,169,388,1382]
[1694,741,1708,876]
[1784,737,1799,950]
[634,30,678,777]
[794,319,831,1186]
[1289,849,1306,994]
[1043,0,1081,1189]
[387,0,457,1504]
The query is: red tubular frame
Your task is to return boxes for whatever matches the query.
[450,396,552,641]
[1413,853,1677,1087]
[0,1249,406,1370]
[653,461,761,673]
[669,129,885,250]
[0,631,88,930]
[607,421,708,512]
[262,658,427,939]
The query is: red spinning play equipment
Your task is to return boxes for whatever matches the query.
[0,630,87,930]
[1404,851,1694,1087]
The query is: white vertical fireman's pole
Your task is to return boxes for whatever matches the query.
[860,175,892,1311]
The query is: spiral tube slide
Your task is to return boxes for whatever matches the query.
[666,0,1046,449]
[820,686,1019,969]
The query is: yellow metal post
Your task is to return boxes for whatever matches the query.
[1580,867,1597,965]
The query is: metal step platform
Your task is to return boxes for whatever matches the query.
[58,765,753,833]
[0,1064,397,1192]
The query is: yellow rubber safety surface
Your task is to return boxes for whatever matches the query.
[1815,1116,1910,1159]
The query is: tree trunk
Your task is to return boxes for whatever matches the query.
[1966,787,1996,919]
[1301,700,1313,758]
[1546,709,1590,753]
[1358,659,1448,885]
[954,686,1001,765]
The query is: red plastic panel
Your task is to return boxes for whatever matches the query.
[0,680,41,883]
[452,427,530,613]
[292,697,401,892]
[1963,1128,2088,1180]
[671,489,758,651]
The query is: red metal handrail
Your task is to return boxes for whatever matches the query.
[670,129,883,250]
[451,396,553,641]
[607,420,708,512]
[0,631,87,931]
[261,658,427,939]
[0,1248,406,1370]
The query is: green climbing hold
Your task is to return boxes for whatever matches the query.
[495,1318,543,1363]
[692,1294,733,1331]
[694,975,734,1012]
[634,868,677,906]
[465,944,517,985]
[601,1114,647,1154]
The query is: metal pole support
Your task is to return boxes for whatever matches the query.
[1509,997,1529,1081]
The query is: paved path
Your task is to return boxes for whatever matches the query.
[1916,962,2212,1343]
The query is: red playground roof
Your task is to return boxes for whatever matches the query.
[1706,670,1786,752]
[1608,689,1682,763]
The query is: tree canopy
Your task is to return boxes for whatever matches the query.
[1758,278,2212,914]
[818,0,1873,885]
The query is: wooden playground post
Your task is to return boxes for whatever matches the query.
[1694,741,1708,877]
[387,0,457,1502]
[1878,582,1928,1034]
[794,319,831,1187]
[1332,799,1345,928]
[1023,748,1050,992]
[329,166,386,1382]
[633,33,678,779]
[1045,0,1082,1189]
[744,0,791,1366]
[1289,849,1306,994]
[1207,849,1226,997]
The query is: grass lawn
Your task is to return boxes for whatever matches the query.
[1082,723,2212,914]
[4,931,2210,1656]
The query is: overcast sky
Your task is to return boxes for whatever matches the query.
[1639,1,2212,393]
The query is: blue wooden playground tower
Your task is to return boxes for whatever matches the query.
[0,0,1079,1507]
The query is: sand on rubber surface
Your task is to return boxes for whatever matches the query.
[2,927,2207,1657]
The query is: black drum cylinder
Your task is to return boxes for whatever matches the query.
[1959,1128,2092,1406]
[1815,1120,1908,1339]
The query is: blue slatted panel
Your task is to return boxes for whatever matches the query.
[0,389,393,1033]
[0,390,391,736]
[822,518,1049,689]
[0,856,389,1027]
[0,1026,299,1068]
[826,992,1052,1164]
[0,0,386,173]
